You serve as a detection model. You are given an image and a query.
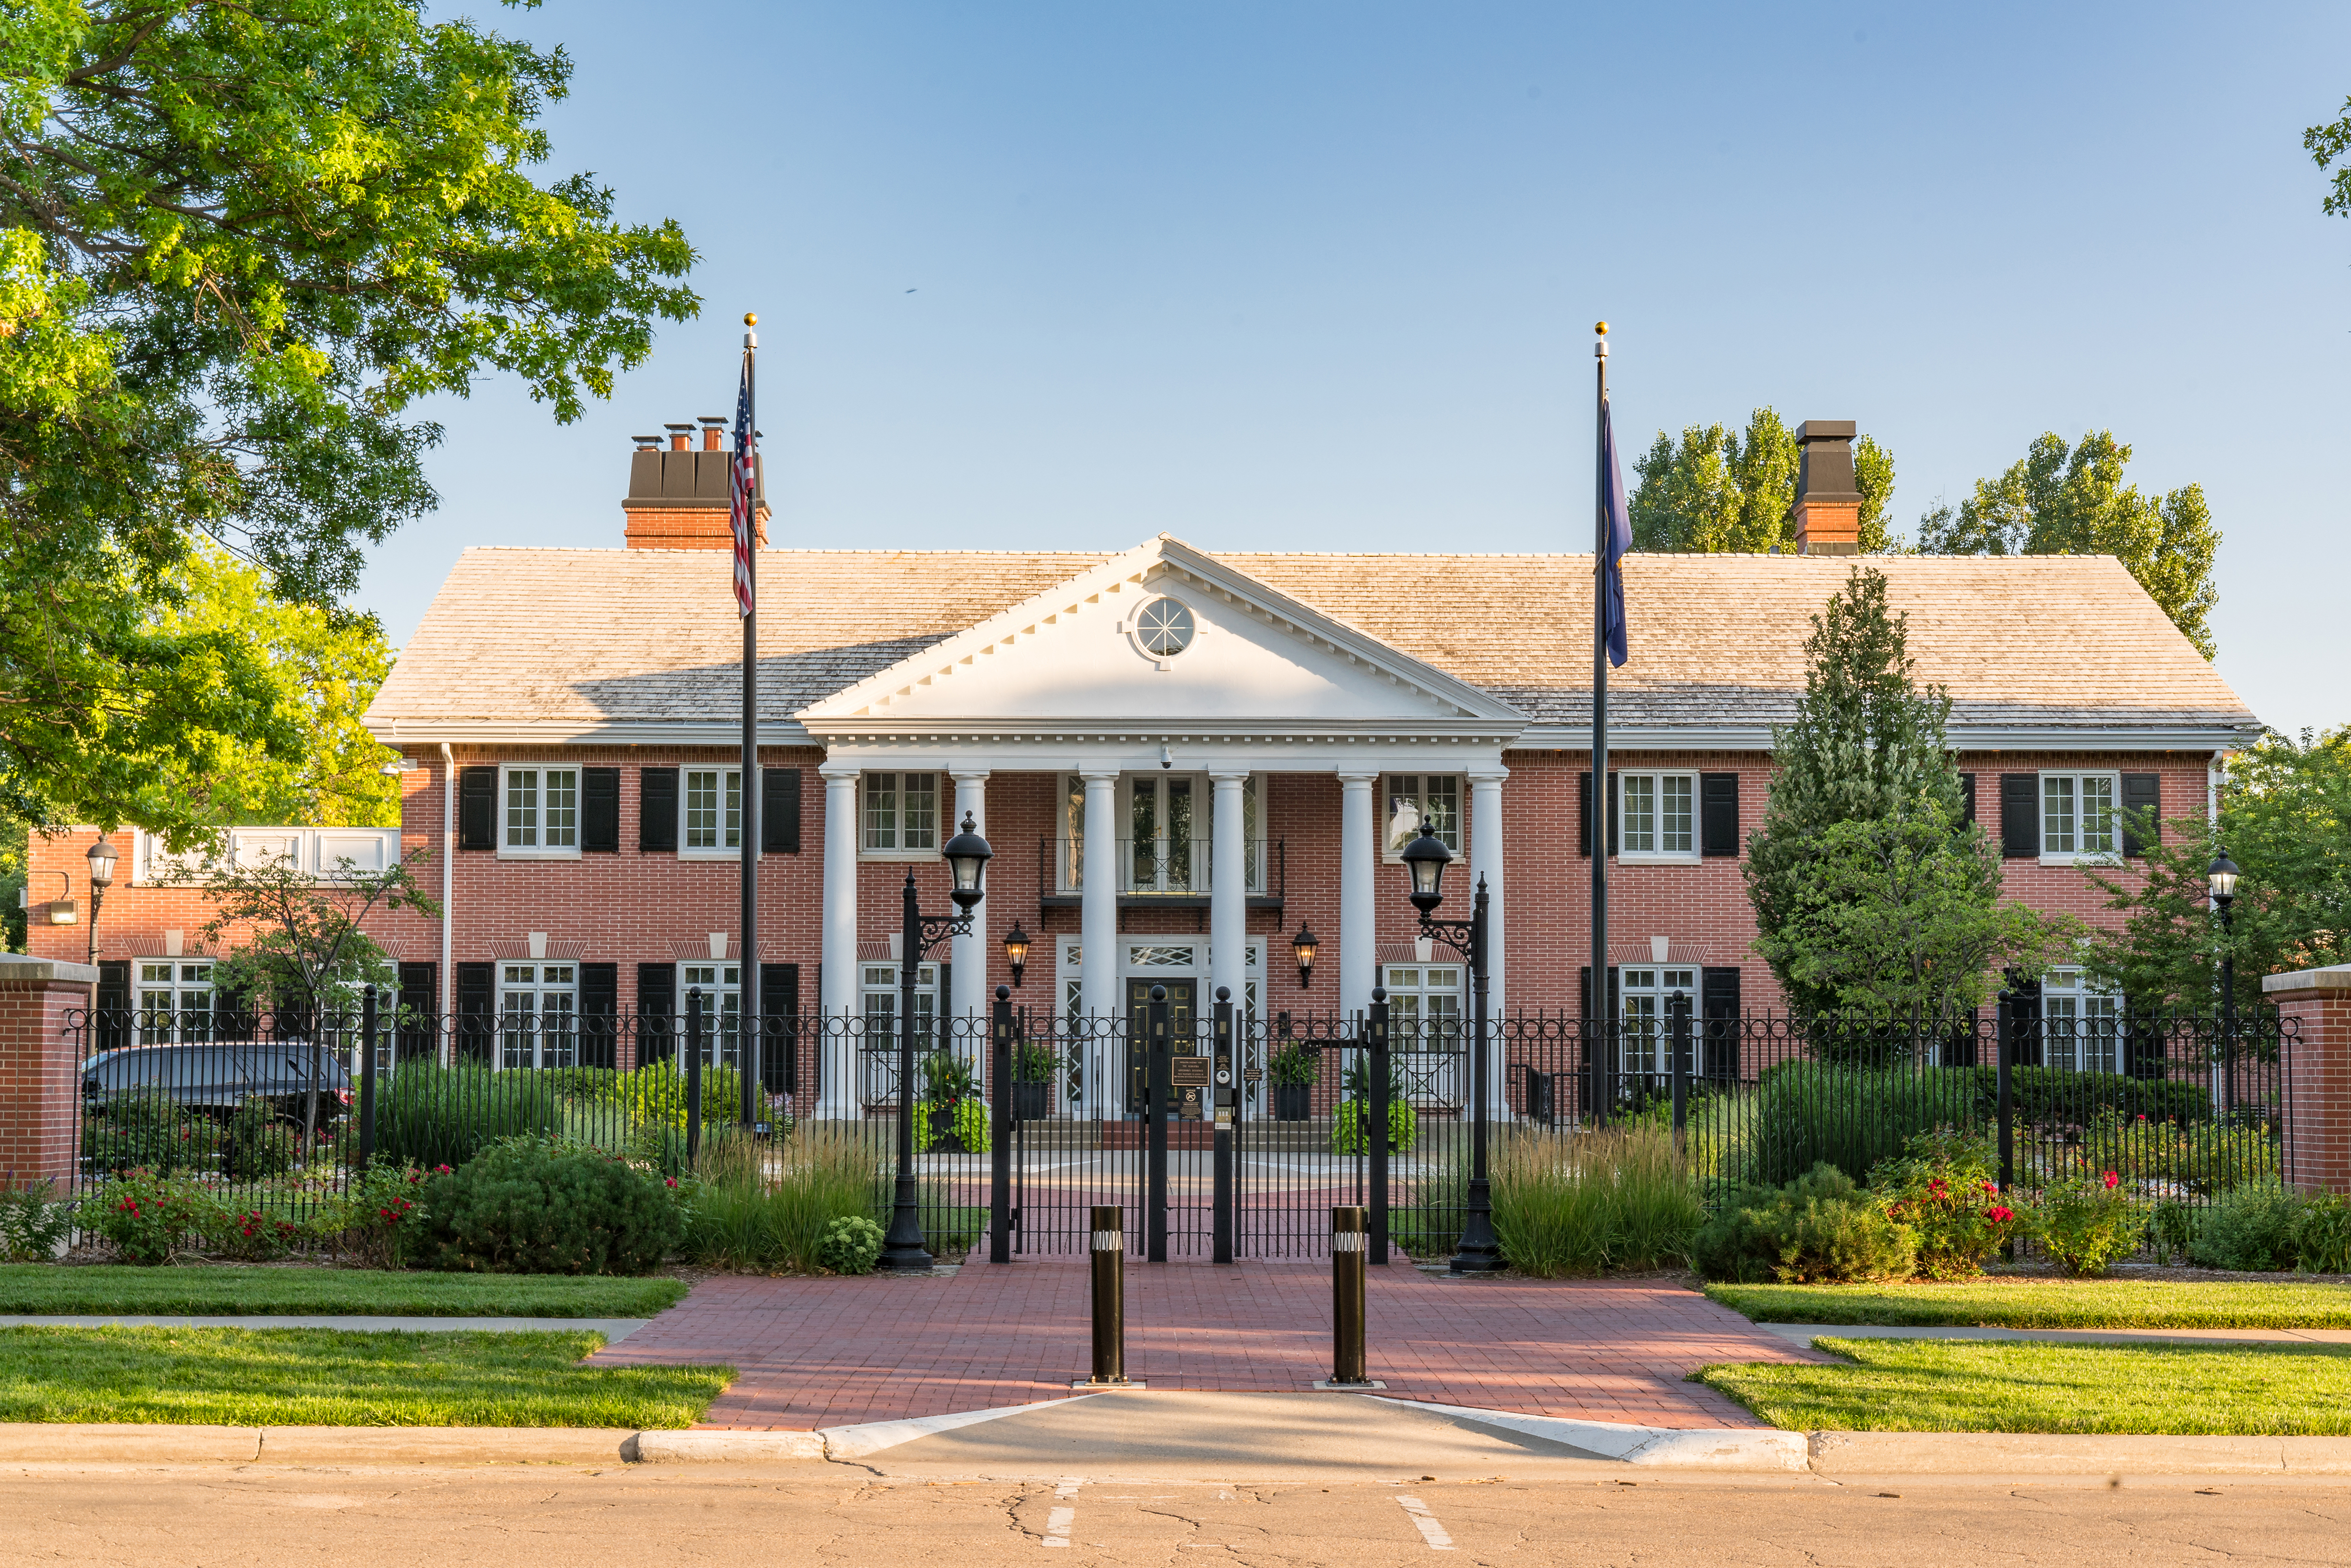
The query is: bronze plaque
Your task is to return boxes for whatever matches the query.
[1171,1056,1212,1087]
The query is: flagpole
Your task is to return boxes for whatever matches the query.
[1591,321,1610,1129]
[740,313,760,1130]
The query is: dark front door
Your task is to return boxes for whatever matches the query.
[1124,978,1196,1115]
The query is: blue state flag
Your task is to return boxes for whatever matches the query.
[1600,395,1632,668]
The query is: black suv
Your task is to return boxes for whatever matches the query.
[82,1042,353,1123]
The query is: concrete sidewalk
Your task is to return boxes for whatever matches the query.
[0,1316,651,1339]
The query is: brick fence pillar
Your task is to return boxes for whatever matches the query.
[0,958,97,1189]
[2265,964,2351,1195]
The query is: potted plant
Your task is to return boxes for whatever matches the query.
[920,1050,979,1152]
[1268,1044,1317,1121]
[1011,1040,1058,1123]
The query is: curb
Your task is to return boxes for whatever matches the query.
[0,1424,637,1467]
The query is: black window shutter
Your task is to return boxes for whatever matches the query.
[1942,1006,1981,1069]
[1578,772,1592,858]
[1700,967,1741,1079]
[1578,964,1621,1019]
[639,768,679,852]
[2121,773,2161,857]
[1699,773,1739,857]
[394,961,437,1053]
[1999,773,2039,859]
[214,978,258,1041]
[454,961,494,1062]
[458,766,497,851]
[96,958,131,1054]
[1958,773,1977,826]
[760,962,799,1094]
[581,768,621,853]
[636,962,677,1066]
[762,768,802,854]
[578,963,618,1069]
[1607,773,1619,857]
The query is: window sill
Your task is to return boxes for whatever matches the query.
[679,848,745,861]
[2039,853,2121,868]
[1381,849,1464,867]
[860,849,941,862]
[497,848,581,862]
[1617,853,1703,866]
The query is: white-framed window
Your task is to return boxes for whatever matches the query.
[680,768,742,855]
[862,963,939,1106]
[2041,967,2122,1073]
[678,963,743,1069]
[137,960,214,1044]
[863,771,938,855]
[1384,964,1463,1040]
[1060,773,1261,893]
[1384,774,1460,858]
[498,963,576,1070]
[1618,772,1699,861]
[501,766,580,857]
[2041,771,2120,862]
[1618,966,1698,1076]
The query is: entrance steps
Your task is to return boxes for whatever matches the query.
[1011,1118,1335,1153]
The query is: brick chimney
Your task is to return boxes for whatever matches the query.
[1791,420,1860,556]
[623,418,768,550]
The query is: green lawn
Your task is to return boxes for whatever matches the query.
[1702,1278,2351,1330]
[1699,1337,2351,1434]
[0,1265,690,1318]
[0,1327,733,1426]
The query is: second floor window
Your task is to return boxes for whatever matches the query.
[2042,772,2118,859]
[1385,774,1460,855]
[685,769,742,851]
[1620,772,1697,859]
[865,771,937,852]
[505,767,578,850]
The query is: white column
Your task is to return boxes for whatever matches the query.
[1209,771,1248,1012]
[950,771,989,1033]
[1469,766,1509,1117]
[1339,770,1378,1019]
[819,764,862,1119]
[1080,768,1121,1118]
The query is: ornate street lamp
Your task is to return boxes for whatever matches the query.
[1290,923,1318,990]
[1399,822,1503,1274]
[1002,921,1031,989]
[882,812,993,1273]
[85,837,117,966]
[2209,847,2241,1114]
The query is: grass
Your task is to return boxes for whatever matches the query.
[1491,1127,1701,1276]
[679,1123,885,1274]
[0,1326,734,1427]
[0,1265,690,1318]
[1702,1278,2351,1330]
[1699,1338,2351,1434]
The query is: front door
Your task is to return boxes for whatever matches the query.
[1124,978,1197,1115]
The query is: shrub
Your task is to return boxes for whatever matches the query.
[622,1057,745,1139]
[2293,1194,2351,1275]
[1689,1163,1917,1284]
[2190,1186,2306,1272]
[2148,1198,2196,1264]
[317,1160,451,1268]
[373,1064,562,1169]
[200,1202,307,1261]
[1491,1128,1702,1276]
[223,1095,298,1180]
[424,1139,686,1275]
[0,1177,75,1262]
[86,1170,209,1264]
[913,1096,991,1154]
[1331,1098,1417,1155]
[1870,1127,2028,1280]
[83,1091,221,1177]
[819,1215,884,1275]
[2076,1109,2279,1196]
[2037,1164,2146,1276]
[1750,1064,1976,1187]
[679,1126,885,1274]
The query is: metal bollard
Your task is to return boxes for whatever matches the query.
[1085,1205,1133,1386]
[1329,1205,1370,1387]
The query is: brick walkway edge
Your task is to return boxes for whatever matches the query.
[591,1262,1825,1431]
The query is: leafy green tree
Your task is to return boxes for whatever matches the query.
[0,0,697,839]
[1752,798,2086,1032]
[2084,729,2351,1012]
[1745,567,1970,1016]
[2305,94,2351,225]
[1915,432,2219,658]
[1630,408,1897,553]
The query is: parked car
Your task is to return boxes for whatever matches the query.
[82,1042,352,1123]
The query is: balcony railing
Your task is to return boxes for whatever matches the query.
[1037,837,1285,905]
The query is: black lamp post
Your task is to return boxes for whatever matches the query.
[1290,923,1318,990]
[1002,921,1030,989]
[881,811,993,1273]
[85,838,117,967]
[2209,847,2240,1115]
[1400,823,1502,1274]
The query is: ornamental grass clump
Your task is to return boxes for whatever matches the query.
[1490,1128,1702,1276]
[679,1125,886,1275]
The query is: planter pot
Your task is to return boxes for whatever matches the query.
[927,1103,967,1153]
[1012,1082,1053,1123]
[1272,1083,1311,1122]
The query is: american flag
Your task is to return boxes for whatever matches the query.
[729,348,757,618]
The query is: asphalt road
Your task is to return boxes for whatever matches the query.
[6,1466,2351,1567]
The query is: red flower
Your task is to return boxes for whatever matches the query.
[434,1164,453,1174]
[665,1177,678,1189]
[1987,1206,2016,1223]
[1981,1180,1998,1194]
[2102,1171,2120,1190]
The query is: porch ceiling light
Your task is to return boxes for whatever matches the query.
[941,812,994,913]
[85,838,117,890]
[2207,847,2240,906]
[1291,922,1318,990]
[1402,822,1452,914]
[1002,921,1031,988]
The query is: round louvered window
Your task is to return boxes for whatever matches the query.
[1133,597,1196,659]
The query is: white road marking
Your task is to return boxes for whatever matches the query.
[1042,1479,1080,1548]
[1394,1495,1455,1551]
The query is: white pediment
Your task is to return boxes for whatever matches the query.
[796,536,1525,736]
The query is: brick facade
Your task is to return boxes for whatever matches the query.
[0,961,96,1188]
[2267,967,2351,1194]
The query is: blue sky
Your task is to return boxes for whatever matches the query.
[371,1,2351,739]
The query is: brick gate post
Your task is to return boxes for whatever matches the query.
[2265,965,2351,1195]
[0,958,97,1188]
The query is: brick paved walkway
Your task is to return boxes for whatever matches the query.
[591,1262,1825,1431]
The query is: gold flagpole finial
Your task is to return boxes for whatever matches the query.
[1594,320,1608,336]
[744,312,757,327]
